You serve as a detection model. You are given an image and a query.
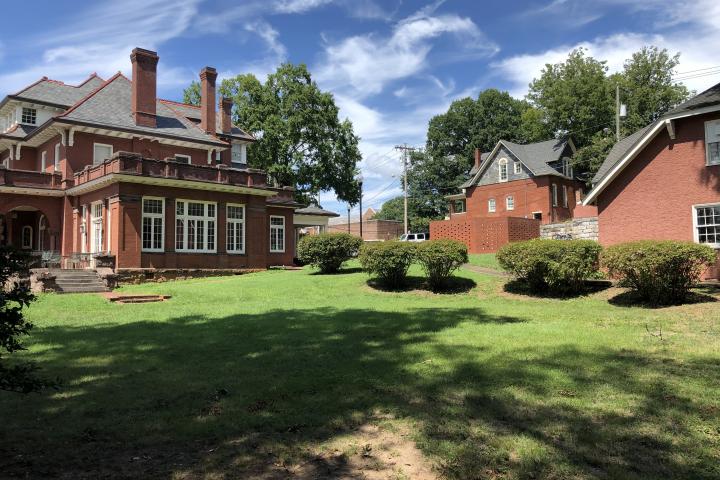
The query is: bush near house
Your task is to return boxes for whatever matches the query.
[358,241,417,289]
[602,240,716,305]
[297,233,363,274]
[415,239,469,291]
[497,239,602,295]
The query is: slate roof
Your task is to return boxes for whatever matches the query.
[9,75,105,107]
[295,205,340,217]
[468,152,490,176]
[57,74,226,146]
[0,124,36,139]
[460,138,569,188]
[661,81,720,118]
[591,124,655,184]
[160,100,254,141]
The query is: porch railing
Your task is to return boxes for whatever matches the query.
[0,168,63,190]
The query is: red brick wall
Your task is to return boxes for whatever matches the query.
[464,175,578,225]
[596,112,720,278]
[430,217,540,254]
[327,220,404,240]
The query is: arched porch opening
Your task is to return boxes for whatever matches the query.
[0,206,58,253]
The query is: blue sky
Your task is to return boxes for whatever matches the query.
[2,0,719,215]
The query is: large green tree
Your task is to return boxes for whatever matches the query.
[184,64,361,204]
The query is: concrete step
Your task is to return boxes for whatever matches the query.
[56,287,109,294]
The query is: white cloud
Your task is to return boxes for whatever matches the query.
[274,0,334,14]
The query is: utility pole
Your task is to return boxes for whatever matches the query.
[395,144,417,234]
[616,83,621,141]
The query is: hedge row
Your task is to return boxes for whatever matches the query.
[359,239,468,291]
[497,238,716,304]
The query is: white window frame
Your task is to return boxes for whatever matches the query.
[175,199,217,253]
[90,201,103,254]
[54,143,61,172]
[40,151,47,171]
[270,215,286,253]
[513,161,522,174]
[38,215,46,251]
[93,143,113,165]
[141,197,165,253]
[705,119,720,166]
[498,158,508,182]
[453,199,466,214]
[692,202,720,249]
[506,195,515,211]
[80,205,87,254]
[21,225,33,249]
[174,154,191,164]
[21,107,36,125]
[562,185,568,207]
[552,184,558,207]
[226,203,246,254]
[562,158,574,177]
[488,198,496,213]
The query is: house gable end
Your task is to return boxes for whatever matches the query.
[475,144,533,187]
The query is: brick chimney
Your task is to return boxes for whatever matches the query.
[219,97,233,134]
[200,67,217,134]
[130,48,159,128]
[474,148,482,169]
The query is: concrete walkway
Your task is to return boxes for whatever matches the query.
[461,264,509,277]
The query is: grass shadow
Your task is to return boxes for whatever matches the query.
[503,278,612,299]
[366,275,476,294]
[309,266,364,275]
[608,288,719,308]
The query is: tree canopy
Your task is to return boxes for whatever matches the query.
[183,63,361,204]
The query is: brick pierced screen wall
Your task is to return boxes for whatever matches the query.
[430,217,540,253]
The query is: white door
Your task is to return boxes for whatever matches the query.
[90,203,103,254]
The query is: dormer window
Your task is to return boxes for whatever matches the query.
[705,119,720,166]
[562,158,573,177]
[21,108,37,125]
[498,158,508,182]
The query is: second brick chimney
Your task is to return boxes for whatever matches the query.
[200,67,217,135]
[219,97,233,134]
[131,48,159,128]
[474,148,482,169]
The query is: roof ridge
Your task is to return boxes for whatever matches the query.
[160,97,222,141]
[11,76,49,97]
[59,72,126,118]
[159,98,200,108]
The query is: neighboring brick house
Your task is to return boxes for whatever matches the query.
[583,82,720,279]
[0,47,317,273]
[432,138,584,253]
[327,208,403,241]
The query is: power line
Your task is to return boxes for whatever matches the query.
[395,144,418,234]
[673,65,720,75]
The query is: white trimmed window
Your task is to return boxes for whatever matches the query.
[227,204,245,254]
[142,197,164,252]
[21,226,33,249]
[40,151,47,171]
[54,143,61,172]
[514,161,522,174]
[21,108,36,125]
[175,200,216,253]
[93,143,113,165]
[705,119,720,166]
[175,154,191,164]
[695,204,720,248]
[562,186,568,207]
[562,158,573,177]
[506,195,515,210]
[270,215,285,253]
[552,184,558,207]
[498,158,508,182]
[488,198,496,213]
[454,199,466,214]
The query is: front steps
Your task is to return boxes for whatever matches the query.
[49,269,109,294]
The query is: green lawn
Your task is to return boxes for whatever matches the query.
[467,253,503,271]
[2,265,719,479]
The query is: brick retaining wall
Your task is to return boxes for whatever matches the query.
[430,217,540,254]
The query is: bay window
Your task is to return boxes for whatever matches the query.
[227,204,245,253]
[142,197,164,252]
[175,200,217,253]
[270,215,285,253]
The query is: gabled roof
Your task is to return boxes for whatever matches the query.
[468,152,490,176]
[461,138,571,188]
[295,205,340,217]
[5,74,105,108]
[584,80,720,205]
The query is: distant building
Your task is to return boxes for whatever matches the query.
[327,207,403,241]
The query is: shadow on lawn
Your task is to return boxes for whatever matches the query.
[366,275,477,294]
[503,278,612,299]
[608,287,719,308]
[2,306,718,479]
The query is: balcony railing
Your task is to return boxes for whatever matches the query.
[73,151,268,189]
[0,167,62,190]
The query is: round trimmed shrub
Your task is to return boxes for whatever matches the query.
[359,241,417,289]
[297,233,363,274]
[415,239,468,291]
[602,240,716,305]
[497,239,602,295]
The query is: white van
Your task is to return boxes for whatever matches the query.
[399,232,428,242]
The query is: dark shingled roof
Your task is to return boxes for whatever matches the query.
[11,75,105,107]
[59,75,225,146]
[160,100,254,141]
[295,205,340,217]
[468,152,490,176]
[662,81,720,118]
[591,123,655,184]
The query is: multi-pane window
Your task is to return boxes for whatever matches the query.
[498,158,508,182]
[705,119,720,166]
[227,204,245,253]
[488,198,496,213]
[91,202,103,254]
[562,158,573,177]
[142,198,164,252]
[506,195,514,210]
[453,200,466,214]
[270,216,285,253]
[93,143,113,165]
[695,204,720,247]
[175,200,216,253]
[514,161,522,174]
[552,184,558,207]
[21,107,36,125]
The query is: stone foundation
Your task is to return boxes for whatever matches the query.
[540,217,599,241]
[115,268,265,285]
[29,269,59,293]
